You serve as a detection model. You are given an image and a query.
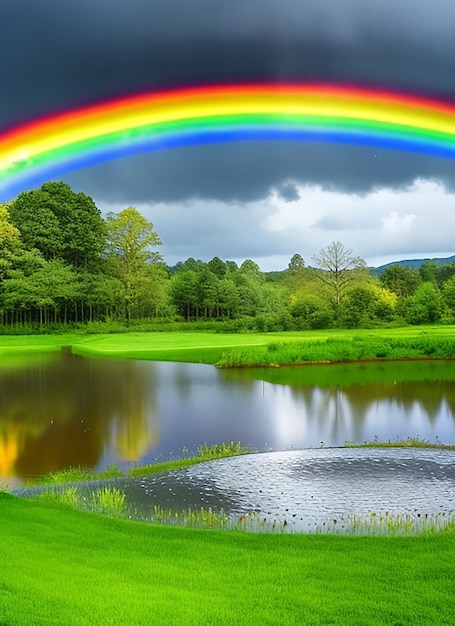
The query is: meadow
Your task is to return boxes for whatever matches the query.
[1,492,454,625]
[1,324,455,366]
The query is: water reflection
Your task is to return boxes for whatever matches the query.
[1,352,454,481]
[0,351,158,479]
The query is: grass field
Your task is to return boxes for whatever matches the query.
[1,492,454,625]
[1,325,455,365]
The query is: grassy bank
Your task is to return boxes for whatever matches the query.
[216,334,455,367]
[1,492,454,625]
[1,325,455,366]
[30,442,250,486]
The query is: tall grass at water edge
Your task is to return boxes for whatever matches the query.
[216,335,455,367]
[30,486,455,536]
[27,441,250,486]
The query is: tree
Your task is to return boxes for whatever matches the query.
[207,256,227,278]
[8,181,106,269]
[106,208,162,324]
[442,276,455,321]
[405,282,444,325]
[311,241,367,307]
[8,189,62,260]
[380,265,421,299]
[287,253,305,273]
[0,204,21,282]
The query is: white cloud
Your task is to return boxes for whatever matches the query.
[382,211,416,233]
[96,178,455,271]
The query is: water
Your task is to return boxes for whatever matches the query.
[15,448,455,533]
[1,350,455,482]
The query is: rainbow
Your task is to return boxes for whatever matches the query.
[1,84,455,199]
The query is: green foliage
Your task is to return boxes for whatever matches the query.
[4,197,455,333]
[90,487,126,517]
[380,264,421,298]
[216,335,455,367]
[34,464,123,486]
[405,282,445,324]
[197,441,249,458]
[105,207,163,324]
[8,181,106,269]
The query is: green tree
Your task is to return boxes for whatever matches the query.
[170,270,199,319]
[287,253,305,273]
[105,207,162,324]
[0,204,21,282]
[405,282,444,325]
[380,265,421,299]
[442,276,455,321]
[8,181,106,269]
[419,260,438,284]
[207,256,227,278]
[8,189,62,259]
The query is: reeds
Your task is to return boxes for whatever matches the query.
[36,486,127,518]
[216,336,455,368]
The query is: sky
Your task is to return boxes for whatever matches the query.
[1,0,455,270]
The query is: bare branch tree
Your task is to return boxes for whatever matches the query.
[311,241,367,306]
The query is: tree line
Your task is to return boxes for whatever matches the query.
[1,181,455,332]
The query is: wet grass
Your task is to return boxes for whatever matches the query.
[136,505,455,536]
[1,492,454,625]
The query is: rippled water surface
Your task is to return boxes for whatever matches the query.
[17,448,454,532]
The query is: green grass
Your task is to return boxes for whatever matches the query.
[1,326,455,366]
[1,492,454,625]
[216,334,455,367]
[345,436,455,451]
[30,442,250,486]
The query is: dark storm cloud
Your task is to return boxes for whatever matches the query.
[63,142,455,205]
[2,0,455,202]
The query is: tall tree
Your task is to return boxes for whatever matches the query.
[311,241,367,307]
[0,204,21,282]
[8,181,106,270]
[105,207,162,324]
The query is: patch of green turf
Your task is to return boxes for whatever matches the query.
[2,326,455,366]
[1,493,454,625]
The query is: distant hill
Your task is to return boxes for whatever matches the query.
[372,254,455,276]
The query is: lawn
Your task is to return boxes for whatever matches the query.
[1,325,455,365]
[1,492,454,625]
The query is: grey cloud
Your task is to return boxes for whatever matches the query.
[277,183,301,203]
[63,142,455,206]
[1,0,455,208]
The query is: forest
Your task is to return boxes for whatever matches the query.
[1,181,455,333]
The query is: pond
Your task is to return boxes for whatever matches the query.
[1,349,455,484]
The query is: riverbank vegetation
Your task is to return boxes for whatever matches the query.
[1,492,454,625]
[30,441,250,486]
[2,182,455,334]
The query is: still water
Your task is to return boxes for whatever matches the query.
[1,350,455,482]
